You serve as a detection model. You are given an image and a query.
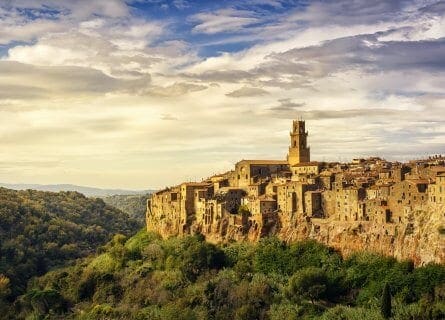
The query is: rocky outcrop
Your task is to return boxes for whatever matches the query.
[147,204,444,265]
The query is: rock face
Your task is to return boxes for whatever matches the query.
[282,207,444,265]
[147,203,444,266]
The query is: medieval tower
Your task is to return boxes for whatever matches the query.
[287,120,310,165]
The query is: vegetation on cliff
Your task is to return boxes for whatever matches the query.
[102,194,150,224]
[0,187,140,302]
[13,230,445,320]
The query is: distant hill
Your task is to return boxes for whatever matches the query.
[103,194,151,224]
[0,183,154,197]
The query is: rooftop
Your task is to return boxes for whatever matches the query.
[291,161,320,167]
[236,159,288,165]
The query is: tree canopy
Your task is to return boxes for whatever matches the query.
[0,187,139,300]
[8,231,444,320]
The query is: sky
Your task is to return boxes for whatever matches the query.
[0,0,444,189]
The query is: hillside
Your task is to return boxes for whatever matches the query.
[0,187,140,300]
[12,231,445,319]
[0,183,153,197]
[103,194,151,224]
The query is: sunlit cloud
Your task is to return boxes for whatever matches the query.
[0,0,444,189]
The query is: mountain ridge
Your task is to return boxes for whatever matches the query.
[0,182,154,197]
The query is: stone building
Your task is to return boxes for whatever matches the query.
[146,119,445,264]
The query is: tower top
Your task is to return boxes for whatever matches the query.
[288,119,310,165]
[292,119,306,134]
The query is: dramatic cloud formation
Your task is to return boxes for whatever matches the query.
[0,0,444,189]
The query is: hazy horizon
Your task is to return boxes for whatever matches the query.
[1,0,444,189]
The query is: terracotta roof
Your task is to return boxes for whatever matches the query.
[406,179,429,185]
[237,159,288,165]
[258,195,276,202]
[218,187,245,192]
[180,182,212,187]
[291,161,320,167]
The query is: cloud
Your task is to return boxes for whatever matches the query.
[160,113,179,120]
[0,61,151,98]
[191,8,259,34]
[0,0,136,45]
[288,0,417,26]
[6,27,165,76]
[265,35,445,84]
[0,84,48,100]
[3,0,130,19]
[183,69,253,82]
[185,32,445,92]
[147,82,207,97]
[226,86,268,97]
[300,108,400,120]
[1,0,445,189]
[81,117,129,133]
[269,98,305,111]
[173,0,190,10]
[0,18,64,45]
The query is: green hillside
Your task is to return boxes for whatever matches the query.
[0,188,140,300]
[13,231,445,320]
[102,194,151,224]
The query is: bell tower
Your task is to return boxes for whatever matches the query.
[287,120,310,166]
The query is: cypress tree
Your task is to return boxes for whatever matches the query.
[381,282,392,319]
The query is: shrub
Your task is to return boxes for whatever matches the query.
[288,267,328,303]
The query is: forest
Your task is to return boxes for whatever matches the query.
[0,187,444,319]
[0,188,140,301]
[5,230,444,319]
[102,194,150,224]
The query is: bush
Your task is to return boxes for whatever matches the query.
[269,302,303,320]
[178,235,225,281]
[288,267,328,303]
[253,237,291,275]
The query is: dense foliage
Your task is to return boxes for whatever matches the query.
[12,231,445,320]
[102,194,150,224]
[0,187,140,301]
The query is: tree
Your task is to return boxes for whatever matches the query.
[381,282,392,319]
[253,237,291,275]
[179,235,225,281]
[288,267,328,303]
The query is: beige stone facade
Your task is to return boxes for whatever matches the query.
[146,120,445,265]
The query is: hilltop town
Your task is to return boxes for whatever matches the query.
[146,120,445,265]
